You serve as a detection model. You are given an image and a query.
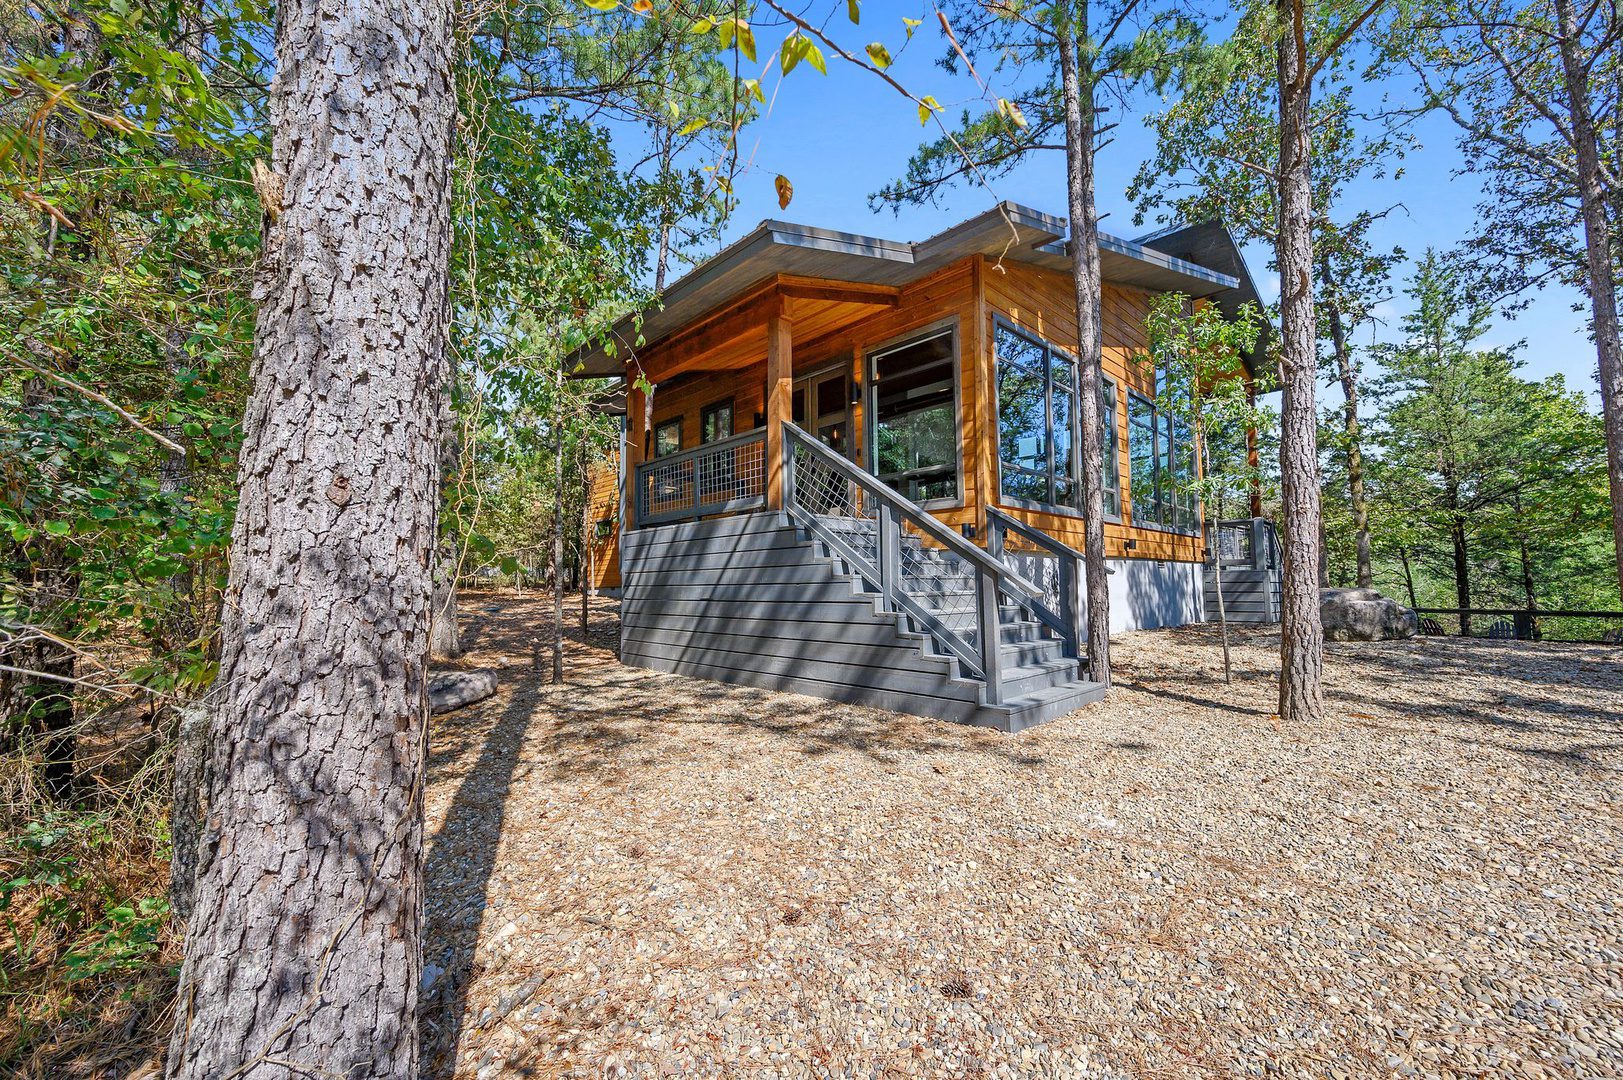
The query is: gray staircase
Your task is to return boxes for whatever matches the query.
[803,519,1103,730]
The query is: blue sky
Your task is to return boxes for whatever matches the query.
[648,8,1600,406]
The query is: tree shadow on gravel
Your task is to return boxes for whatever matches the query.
[419,683,543,1077]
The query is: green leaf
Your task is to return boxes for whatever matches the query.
[780,34,804,75]
[804,42,827,75]
[866,42,891,69]
[903,16,922,38]
[677,116,707,136]
[917,95,941,125]
[847,0,860,23]
[44,520,71,537]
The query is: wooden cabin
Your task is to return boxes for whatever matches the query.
[569,204,1265,731]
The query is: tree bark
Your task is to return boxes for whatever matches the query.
[551,369,566,685]
[1324,290,1371,587]
[1057,7,1112,687]
[1274,0,1325,724]
[164,0,456,1075]
[1553,0,1623,606]
[1399,546,1418,608]
[1450,513,1472,635]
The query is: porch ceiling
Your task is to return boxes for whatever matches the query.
[625,278,898,381]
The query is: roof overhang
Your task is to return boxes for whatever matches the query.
[568,201,1251,378]
[1134,220,1270,376]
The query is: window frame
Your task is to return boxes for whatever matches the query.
[699,397,735,444]
[651,416,682,459]
[864,318,964,509]
[991,317,1122,523]
[1125,388,1200,535]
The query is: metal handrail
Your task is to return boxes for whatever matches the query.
[634,428,766,527]
[782,422,1054,704]
[984,506,1081,660]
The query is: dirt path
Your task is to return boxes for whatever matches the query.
[421,591,1623,1079]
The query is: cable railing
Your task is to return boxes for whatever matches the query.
[634,429,766,527]
[782,422,1068,704]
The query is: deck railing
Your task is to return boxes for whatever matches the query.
[1207,518,1279,571]
[782,422,1071,704]
[985,506,1081,660]
[634,429,766,527]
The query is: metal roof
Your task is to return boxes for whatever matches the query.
[568,201,1254,378]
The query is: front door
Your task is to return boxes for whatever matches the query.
[792,368,853,459]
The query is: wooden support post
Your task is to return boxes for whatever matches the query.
[624,373,646,529]
[764,304,793,509]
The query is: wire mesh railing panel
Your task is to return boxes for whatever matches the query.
[635,430,766,526]
[898,535,979,643]
[640,457,695,521]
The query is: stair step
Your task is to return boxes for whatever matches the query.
[998,658,1081,698]
[998,638,1066,666]
[991,679,1109,733]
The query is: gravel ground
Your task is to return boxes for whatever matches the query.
[421,591,1623,1079]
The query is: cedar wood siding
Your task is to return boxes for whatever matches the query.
[586,448,622,590]
[597,252,1206,587]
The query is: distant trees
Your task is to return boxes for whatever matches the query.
[1365,254,1612,629]
[1400,0,1623,604]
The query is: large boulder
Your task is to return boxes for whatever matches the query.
[1320,588,1419,642]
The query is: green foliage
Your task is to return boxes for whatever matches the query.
[1143,292,1274,512]
[1361,253,1616,618]
[873,0,1201,212]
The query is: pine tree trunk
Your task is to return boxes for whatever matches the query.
[1554,0,1623,605]
[164,1,456,1075]
[1451,514,1472,636]
[1274,0,1325,724]
[1057,8,1112,687]
[1399,546,1418,608]
[1324,292,1371,587]
[552,372,565,685]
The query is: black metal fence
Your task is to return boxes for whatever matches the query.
[1412,607,1623,644]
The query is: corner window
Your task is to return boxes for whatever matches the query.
[1127,391,1198,531]
[994,322,1119,518]
[700,398,734,443]
[869,327,960,504]
[653,417,682,458]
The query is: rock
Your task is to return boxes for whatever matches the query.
[1321,588,1419,641]
[429,669,499,713]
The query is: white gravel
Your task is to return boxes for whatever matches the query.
[422,594,1623,1079]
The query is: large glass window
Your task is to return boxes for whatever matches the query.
[870,328,959,503]
[1102,380,1120,518]
[994,322,1119,516]
[1127,390,1198,531]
